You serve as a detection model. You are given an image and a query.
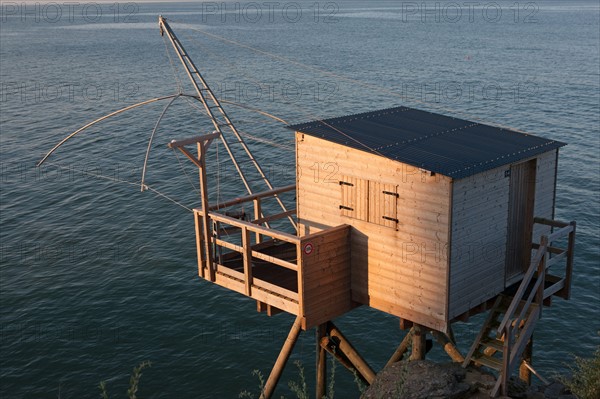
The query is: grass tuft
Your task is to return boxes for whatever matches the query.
[560,341,600,399]
[98,360,152,399]
[288,360,309,399]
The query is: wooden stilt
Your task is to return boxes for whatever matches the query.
[385,328,413,367]
[431,330,464,363]
[320,336,356,372]
[410,324,426,360]
[447,325,456,345]
[519,337,533,385]
[316,324,327,399]
[327,322,376,384]
[260,316,303,399]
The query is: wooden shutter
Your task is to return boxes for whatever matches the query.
[339,176,369,221]
[369,182,399,229]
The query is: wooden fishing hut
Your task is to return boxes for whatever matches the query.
[179,106,576,397]
[34,16,578,399]
[157,17,577,398]
[289,106,568,331]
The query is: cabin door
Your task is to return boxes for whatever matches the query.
[505,159,537,285]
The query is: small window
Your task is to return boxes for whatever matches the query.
[339,176,368,221]
[369,182,399,229]
[339,177,398,228]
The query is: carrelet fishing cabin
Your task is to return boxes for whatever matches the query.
[39,17,577,398]
[290,106,567,331]
[188,104,575,397]
[159,13,576,394]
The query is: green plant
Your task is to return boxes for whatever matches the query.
[99,381,109,399]
[325,352,337,399]
[352,369,367,395]
[560,344,600,399]
[239,369,265,399]
[288,361,309,399]
[127,361,152,399]
[98,360,152,399]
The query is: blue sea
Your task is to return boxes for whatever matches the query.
[1,1,599,398]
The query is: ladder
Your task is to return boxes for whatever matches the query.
[158,16,295,229]
[463,218,576,397]
[463,294,540,397]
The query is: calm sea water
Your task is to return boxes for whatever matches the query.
[1,1,598,398]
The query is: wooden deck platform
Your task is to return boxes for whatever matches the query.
[194,205,354,330]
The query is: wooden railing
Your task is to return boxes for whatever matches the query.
[193,185,353,329]
[205,212,302,314]
[495,218,576,396]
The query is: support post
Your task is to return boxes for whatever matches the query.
[410,324,426,360]
[260,316,303,399]
[197,142,214,281]
[320,336,355,372]
[431,330,464,363]
[327,322,376,384]
[519,337,533,385]
[385,328,413,367]
[316,324,327,399]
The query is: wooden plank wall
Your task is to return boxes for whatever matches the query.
[448,150,557,319]
[532,150,558,241]
[296,133,452,332]
[505,159,537,283]
[299,225,352,330]
[448,165,510,320]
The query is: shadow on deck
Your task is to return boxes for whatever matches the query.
[193,189,354,330]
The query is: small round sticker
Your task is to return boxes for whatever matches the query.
[303,243,314,255]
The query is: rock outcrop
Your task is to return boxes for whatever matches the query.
[360,360,575,399]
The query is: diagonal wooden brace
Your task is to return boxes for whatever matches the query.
[260,316,303,399]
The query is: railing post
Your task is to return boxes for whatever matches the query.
[501,325,511,396]
[242,226,253,296]
[194,211,205,278]
[213,220,222,265]
[536,235,548,317]
[197,141,215,281]
[564,221,576,300]
[253,198,263,243]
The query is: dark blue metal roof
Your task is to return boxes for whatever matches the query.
[287,106,566,179]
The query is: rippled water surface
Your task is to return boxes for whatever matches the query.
[1,1,599,398]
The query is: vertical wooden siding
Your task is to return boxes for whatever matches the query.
[299,225,352,330]
[449,165,510,319]
[448,150,557,319]
[505,159,537,283]
[296,133,452,332]
[532,150,558,240]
